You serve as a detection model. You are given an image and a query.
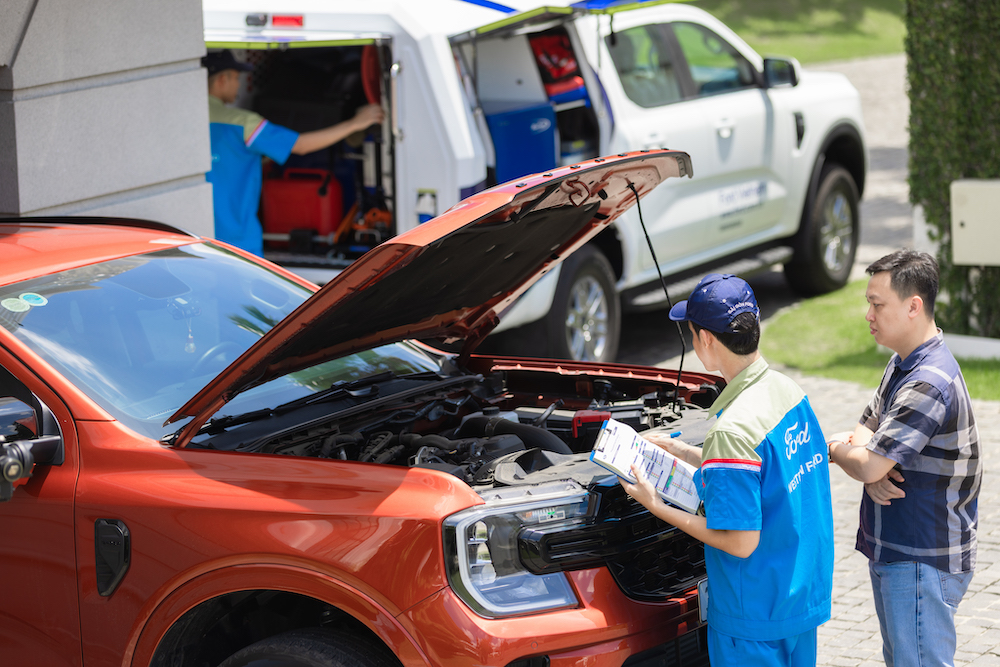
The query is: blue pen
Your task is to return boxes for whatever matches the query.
[668,430,682,438]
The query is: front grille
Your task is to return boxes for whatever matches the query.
[623,626,710,667]
[600,487,705,601]
[518,483,705,601]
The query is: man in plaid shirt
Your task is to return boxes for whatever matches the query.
[828,250,980,667]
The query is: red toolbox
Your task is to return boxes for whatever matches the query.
[261,167,343,243]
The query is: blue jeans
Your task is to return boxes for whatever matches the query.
[869,560,973,667]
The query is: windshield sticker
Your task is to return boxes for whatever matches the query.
[20,293,48,307]
[1,298,30,313]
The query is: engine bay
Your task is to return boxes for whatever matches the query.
[193,362,722,491]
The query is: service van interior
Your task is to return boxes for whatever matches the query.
[209,13,608,282]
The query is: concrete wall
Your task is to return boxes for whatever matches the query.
[0,0,214,237]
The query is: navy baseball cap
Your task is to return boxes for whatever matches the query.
[668,273,760,333]
[202,50,254,76]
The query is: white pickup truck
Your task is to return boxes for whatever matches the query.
[203,0,867,363]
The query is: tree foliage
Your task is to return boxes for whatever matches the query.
[907,0,1000,337]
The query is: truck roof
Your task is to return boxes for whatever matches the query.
[0,218,199,287]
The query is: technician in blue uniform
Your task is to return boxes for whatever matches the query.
[621,274,834,667]
[202,50,383,256]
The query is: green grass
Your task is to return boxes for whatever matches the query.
[761,280,1000,401]
[684,0,906,64]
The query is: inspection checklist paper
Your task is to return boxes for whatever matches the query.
[590,418,701,513]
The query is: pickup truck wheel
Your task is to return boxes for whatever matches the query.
[785,165,859,295]
[217,628,399,667]
[546,245,620,363]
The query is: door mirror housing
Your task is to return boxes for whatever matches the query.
[0,390,64,502]
[763,57,800,88]
[0,435,61,502]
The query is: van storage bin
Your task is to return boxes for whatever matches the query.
[261,168,343,242]
[483,101,558,184]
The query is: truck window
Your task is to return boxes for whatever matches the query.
[606,25,682,108]
[672,22,756,96]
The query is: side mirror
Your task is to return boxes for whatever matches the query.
[0,395,64,502]
[0,435,61,502]
[763,57,800,88]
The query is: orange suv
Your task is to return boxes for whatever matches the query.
[0,151,717,667]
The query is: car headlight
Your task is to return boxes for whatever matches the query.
[443,481,590,618]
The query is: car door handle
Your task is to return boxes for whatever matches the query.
[714,119,734,139]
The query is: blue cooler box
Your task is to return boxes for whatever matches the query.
[483,101,558,184]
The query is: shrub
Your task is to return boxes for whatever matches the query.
[907,0,1000,337]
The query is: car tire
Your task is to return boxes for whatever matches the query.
[545,245,621,363]
[784,164,860,295]
[217,628,399,667]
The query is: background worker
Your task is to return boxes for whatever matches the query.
[827,249,980,667]
[202,49,384,256]
[622,273,834,667]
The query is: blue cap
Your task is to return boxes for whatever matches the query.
[668,273,759,333]
[202,50,254,76]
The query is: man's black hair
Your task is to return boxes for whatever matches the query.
[866,249,939,317]
[691,311,760,356]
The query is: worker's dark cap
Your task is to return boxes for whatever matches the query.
[201,50,253,76]
[668,273,760,334]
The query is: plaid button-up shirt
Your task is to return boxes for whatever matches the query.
[856,331,981,573]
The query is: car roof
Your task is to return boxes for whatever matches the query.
[0,218,200,287]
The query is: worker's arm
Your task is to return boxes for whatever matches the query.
[621,464,760,559]
[827,425,899,484]
[645,432,702,468]
[291,104,384,156]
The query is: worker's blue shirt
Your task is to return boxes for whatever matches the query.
[694,357,834,641]
[207,95,298,256]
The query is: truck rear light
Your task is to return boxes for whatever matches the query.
[272,15,304,28]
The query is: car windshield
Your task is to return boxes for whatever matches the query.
[0,243,441,440]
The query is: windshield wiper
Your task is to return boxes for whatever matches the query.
[161,407,277,444]
[162,371,446,446]
[274,370,447,413]
[195,408,276,436]
[273,371,398,413]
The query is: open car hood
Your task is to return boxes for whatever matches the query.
[167,150,691,433]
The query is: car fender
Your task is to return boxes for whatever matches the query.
[790,71,868,196]
[129,560,434,667]
[797,120,868,240]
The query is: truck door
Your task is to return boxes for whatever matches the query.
[597,20,722,275]
[668,20,784,242]
[596,16,779,275]
[0,360,81,667]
